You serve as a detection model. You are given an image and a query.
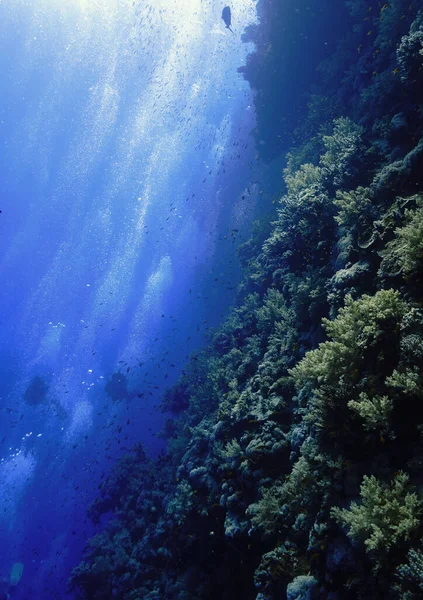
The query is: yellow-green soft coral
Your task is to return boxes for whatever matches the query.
[380,200,423,282]
[331,472,421,554]
[291,290,407,389]
[333,186,378,247]
[320,117,364,187]
[396,547,423,599]
[290,290,410,439]
[283,163,324,196]
[347,393,394,437]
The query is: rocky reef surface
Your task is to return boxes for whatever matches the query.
[69,2,423,599]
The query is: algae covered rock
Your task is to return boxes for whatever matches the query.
[286,575,318,600]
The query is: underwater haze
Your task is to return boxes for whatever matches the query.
[1,0,257,597]
[2,0,423,599]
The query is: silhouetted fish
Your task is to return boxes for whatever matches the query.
[222,6,234,33]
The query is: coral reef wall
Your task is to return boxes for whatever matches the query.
[69,2,423,599]
[238,0,349,161]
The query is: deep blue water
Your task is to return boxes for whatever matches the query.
[0,1,261,597]
[0,1,343,598]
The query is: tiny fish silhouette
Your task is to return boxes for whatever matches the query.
[222,6,234,33]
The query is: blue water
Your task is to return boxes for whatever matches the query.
[0,1,261,597]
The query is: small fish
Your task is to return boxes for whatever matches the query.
[222,6,234,33]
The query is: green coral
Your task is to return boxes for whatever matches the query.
[290,289,417,448]
[215,438,247,473]
[248,446,341,541]
[380,201,423,282]
[255,289,292,333]
[283,163,324,196]
[347,393,394,437]
[397,10,423,82]
[396,547,423,599]
[166,480,194,525]
[262,186,335,275]
[320,117,364,187]
[331,472,421,554]
[254,545,309,600]
[371,138,423,198]
[291,290,407,389]
[333,186,377,245]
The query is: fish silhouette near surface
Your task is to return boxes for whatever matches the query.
[222,6,234,33]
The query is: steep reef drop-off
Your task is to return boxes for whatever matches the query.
[70,2,423,599]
